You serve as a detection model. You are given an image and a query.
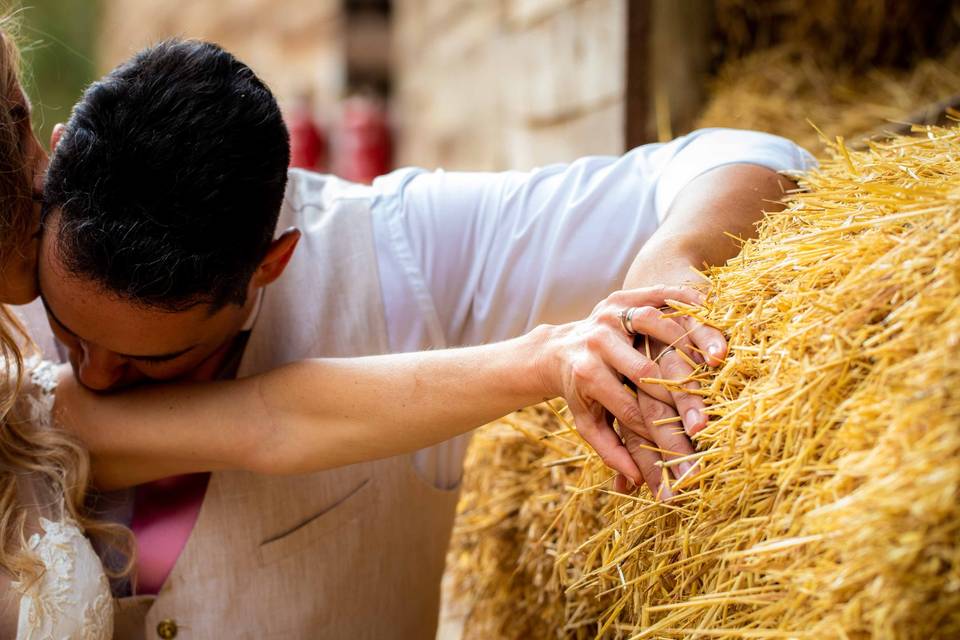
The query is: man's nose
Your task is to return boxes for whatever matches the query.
[77,343,127,391]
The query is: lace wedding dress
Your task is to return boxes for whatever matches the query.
[10,359,113,640]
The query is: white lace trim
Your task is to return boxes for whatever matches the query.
[23,356,58,431]
[12,360,114,640]
[15,518,113,639]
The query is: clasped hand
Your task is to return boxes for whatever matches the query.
[536,285,726,499]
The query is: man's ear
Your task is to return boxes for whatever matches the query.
[250,228,301,288]
[49,123,65,151]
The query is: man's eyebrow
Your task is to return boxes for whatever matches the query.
[37,291,198,362]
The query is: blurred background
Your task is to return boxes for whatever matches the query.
[16,0,98,146]
[14,3,960,638]
[14,0,960,181]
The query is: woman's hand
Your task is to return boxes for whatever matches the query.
[535,285,726,495]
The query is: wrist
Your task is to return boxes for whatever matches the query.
[521,323,563,400]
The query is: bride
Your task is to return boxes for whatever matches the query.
[0,23,724,640]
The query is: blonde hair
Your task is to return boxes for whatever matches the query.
[0,19,131,586]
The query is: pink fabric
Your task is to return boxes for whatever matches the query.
[130,473,210,595]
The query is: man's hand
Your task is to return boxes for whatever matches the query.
[536,285,726,495]
[609,164,797,496]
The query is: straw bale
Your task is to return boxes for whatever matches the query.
[695,44,960,152]
[449,125,960,639]
[712,0,960,71]
[697,1,960,151]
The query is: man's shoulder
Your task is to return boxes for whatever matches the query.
[284,168,378,201]
[282,167,430,227]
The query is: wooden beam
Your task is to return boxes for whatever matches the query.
[624,0,715,149]
[624,0,651,150]
[852,93,960,149]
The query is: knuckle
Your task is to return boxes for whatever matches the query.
[635,305,661,324]
[618,403,646,428]
[570,358,596,384]
[640,399,672,424]
[584,327,607,351]
[623,432,647,455]
[659,353,687,376]
[629,358,658,381]
[603,293,623,310]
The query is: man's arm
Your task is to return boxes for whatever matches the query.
[615,163,798,495]
[627,163,796,287]
[380,128,812,495]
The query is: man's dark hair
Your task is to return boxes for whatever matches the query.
[43,39,290,312]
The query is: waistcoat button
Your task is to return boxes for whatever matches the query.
[157,619,178,639]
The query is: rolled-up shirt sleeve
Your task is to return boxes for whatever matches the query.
[653,128,817,224]
[372,128,815,351]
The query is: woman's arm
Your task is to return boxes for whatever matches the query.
[55,331,545,488]
[55,285,717,490]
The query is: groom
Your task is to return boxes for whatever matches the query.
[25,40,812,638]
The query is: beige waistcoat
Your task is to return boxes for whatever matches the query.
[112,172,461,639]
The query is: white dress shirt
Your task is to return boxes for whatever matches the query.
[366,128,816,487]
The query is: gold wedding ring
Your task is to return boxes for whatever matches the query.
[618,307,638,336]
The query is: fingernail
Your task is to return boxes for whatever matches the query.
[656,483,674,501]
[708,344,723,359]
[685,408,702,432]
[678,461,693,478]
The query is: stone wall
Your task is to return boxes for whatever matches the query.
[393,0,626,170]
[98,0,625,171]
[98,0,347,115]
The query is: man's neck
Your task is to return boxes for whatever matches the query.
[181,289,264,382]
[183,331,251,382]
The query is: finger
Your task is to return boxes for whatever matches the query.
[620,306,699,359]
[584,366,657,439]
[622,430,672,500]
[592,332,673,404]
[632,391,697,479]
[567,398,642,485]
[613,473,634,493]
[677,314,727,366]
[607,285,706,310]
[584,365,694,482]
[656,348,707,436]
